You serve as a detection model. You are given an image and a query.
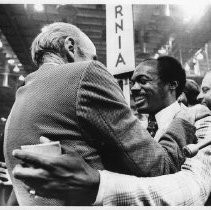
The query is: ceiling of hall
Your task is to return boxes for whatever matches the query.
[0,3,211,123]
[133,4,211,65]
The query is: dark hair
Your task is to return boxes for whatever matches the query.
[140,56,186,98]
[183,79,200,105]
[157,56,186,98]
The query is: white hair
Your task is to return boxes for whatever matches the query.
[31,22,85,66]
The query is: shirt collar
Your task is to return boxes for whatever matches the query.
[155,101,181,129]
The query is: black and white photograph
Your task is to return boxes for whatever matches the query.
[0,0,211,207]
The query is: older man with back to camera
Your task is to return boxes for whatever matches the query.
[4,22,209,205]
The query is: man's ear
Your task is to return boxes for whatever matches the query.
[64,36,75,58]
[169,81,178,90]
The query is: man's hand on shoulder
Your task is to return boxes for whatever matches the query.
[189,104,211,121]
[175,104,211,125]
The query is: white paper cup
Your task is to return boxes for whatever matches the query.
[21,141,62,156]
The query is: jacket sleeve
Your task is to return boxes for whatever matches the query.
[96,150,211,206]
[76,61,197,177]
[94,118,211,206]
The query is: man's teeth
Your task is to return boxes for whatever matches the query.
[135,96,145,101]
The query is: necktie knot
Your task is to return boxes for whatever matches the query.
[147,114,158,137]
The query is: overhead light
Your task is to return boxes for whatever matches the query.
[8,59,15,65]
[154,53,159,59]
[181,2,207,23]
[0,117,6,122]
[0,40,3,48]
[13,65,20,73]
[18,63,22,67]
[19,75,25,81]
[34,4,44,12]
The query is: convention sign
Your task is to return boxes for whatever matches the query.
[106,4,135,75]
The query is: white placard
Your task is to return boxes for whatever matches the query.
[106,4,135,75]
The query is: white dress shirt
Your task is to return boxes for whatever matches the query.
[154,101,183,141]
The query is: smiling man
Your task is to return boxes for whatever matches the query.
[197,72,211,110]
[131,56,190,141]
[131,57,182,115]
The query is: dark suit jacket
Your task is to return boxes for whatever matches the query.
[4,61,196,205]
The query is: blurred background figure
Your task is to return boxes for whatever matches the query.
[178,79,200,107]
[197,72,211,110]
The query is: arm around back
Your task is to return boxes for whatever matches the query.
[97,146,211,206]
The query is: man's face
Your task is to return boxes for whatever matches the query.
[131,63,169,114]
[197,73,211,110]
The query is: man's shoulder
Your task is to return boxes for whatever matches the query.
[38,61,107,82]
[70,60,115,84]
[195,115,211,128]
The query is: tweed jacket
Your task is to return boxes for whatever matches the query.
[95,115,211,206]
[4,60,196,205]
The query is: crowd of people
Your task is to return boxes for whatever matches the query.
[0,22,211,206]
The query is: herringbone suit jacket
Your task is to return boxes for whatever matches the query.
[4,61,196,205]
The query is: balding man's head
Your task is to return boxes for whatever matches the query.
[31,22,97,66]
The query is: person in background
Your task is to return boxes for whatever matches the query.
[178,79,200,107]
[197,71,211,205]
[4,22,199,206]
[197,71,211,110]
